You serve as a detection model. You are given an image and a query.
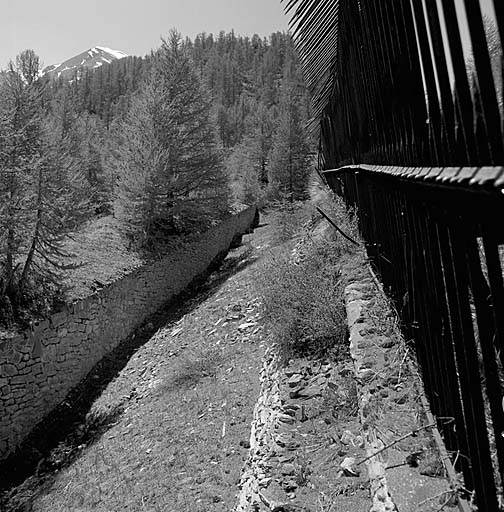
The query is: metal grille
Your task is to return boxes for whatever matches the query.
[284,0,504,508]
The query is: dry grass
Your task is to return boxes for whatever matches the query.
[165,347,224,389]
[61,215,143,301]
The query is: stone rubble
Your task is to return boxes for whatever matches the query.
[234,272,452,512]
[345,277,453,512]
[234,337,368,512]
[346,279,398,512]
[234,343,283,511]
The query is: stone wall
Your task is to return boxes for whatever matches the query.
[0,207,257,461]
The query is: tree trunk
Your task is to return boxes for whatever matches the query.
[4,227,14,295]
[20,167,43,290]
[3,185,16,296]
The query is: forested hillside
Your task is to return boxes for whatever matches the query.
[0,30,312,327]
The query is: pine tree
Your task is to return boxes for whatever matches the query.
[113,31,229,249]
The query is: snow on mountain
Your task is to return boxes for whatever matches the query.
[95,46,128,59]
[42,46,128,80]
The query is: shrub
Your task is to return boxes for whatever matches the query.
[268,199,309,243]
[170,348,222,388]
[258,191,361,361]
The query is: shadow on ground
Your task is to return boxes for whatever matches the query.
[0,241,259,508]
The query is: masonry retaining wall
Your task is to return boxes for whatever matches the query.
[0,206,257,460]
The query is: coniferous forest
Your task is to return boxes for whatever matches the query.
[0,30,313,327]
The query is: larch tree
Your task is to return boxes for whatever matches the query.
[113,31,229,249]
[225,101,275,205]
[0,54,43,306]
[19,114,91,294]
[0,50,90,324]
[268,50,312,202]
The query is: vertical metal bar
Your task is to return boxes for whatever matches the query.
[410,0,443,165]
[391,189,409,307]
[436,220,474,489]
[396,0,428,165]
[398,191,416,342]
[466,236,504,485]
[439,220,498,508]
[384,0,410,164]
[472,78,491,163]
[387,189,407,309]
[424,0,456,160]
[463,0,504,163]
[407,200,445,418]
[364,0,390,162]
[439,0,478,165]
[482,233,504,369]
[421,210,461,452]
[346,4,372,161]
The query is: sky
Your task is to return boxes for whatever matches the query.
[0,0,498,72]
[0,0,290,69]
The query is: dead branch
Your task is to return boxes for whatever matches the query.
[357,422,436,466]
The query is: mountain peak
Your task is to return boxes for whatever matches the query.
[93,46,128,59]
[42,46,128,80]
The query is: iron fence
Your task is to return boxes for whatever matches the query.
[284,0,504,508]
[325,165,504,509]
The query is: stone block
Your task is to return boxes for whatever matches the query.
[1,364,17,377]
[66,322,78,333]
[42,363,57,376]
[51,311,67,327]
[0,348,12,365]
[13,335,32,354]
[9,351,22,365]
[31,363,43,376]
[10,375,27,385]
[42,337,58,347]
